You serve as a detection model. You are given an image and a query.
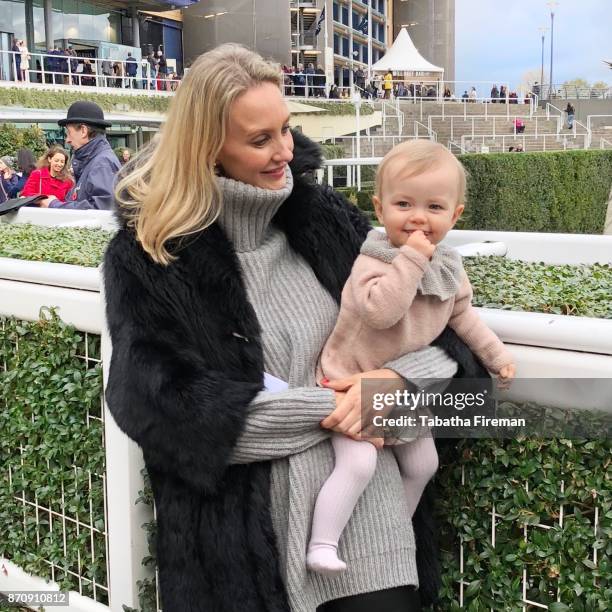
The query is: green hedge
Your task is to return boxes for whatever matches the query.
[0,87,372,118]
[457,150,612,234]
[299,100,374,116]
[0,123,47,158]
[0,87,170,114]
[0,310,107,604]
[334,150,612,234]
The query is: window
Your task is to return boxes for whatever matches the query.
[333,2,339,22]
[334,33,340,54]
[342,36,349,57]
[341,6,349,26]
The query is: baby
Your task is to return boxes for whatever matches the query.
[307,140,515,575]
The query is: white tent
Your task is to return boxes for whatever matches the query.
[371,27,444,76]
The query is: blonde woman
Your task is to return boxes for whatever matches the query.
[104,44,480,612]
[18,40,30,82]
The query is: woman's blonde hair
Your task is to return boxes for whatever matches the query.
[38,145,71,182]
[375,140,467,206]
[115,43,282,265]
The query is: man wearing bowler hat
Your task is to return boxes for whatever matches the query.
[39,101,121,210]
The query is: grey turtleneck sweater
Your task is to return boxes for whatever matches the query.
[217,169,458,611]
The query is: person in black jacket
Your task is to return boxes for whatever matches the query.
[125,52,138,88]
[104,43,486,612]
[11,37,21,81]
[9,148,36,197]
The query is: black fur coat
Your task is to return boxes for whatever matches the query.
[103,131,486,611]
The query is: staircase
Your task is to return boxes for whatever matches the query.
[337,100,600,157]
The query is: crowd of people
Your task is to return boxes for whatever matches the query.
[1,101,122,210]
[8,38,180,91]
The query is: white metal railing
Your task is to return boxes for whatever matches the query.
[459,132,589,153]
[540,84,612,100]
[1,209,611,612]
[282,70,329,98]
[1,48,180,93]
[427,114,558,140]
[0,209,152,612]
[600,137,612,150]
[322,135,412,161]
[381,99,404,136]
[546,102,591,144]
[394,96,536,122]
[448,140,469,154]
[586,114,612,132]
[414,120,437,141]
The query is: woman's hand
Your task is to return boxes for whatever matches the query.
[37,197,52,208]
[321,369,404,448]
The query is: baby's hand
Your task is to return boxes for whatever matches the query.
[405,230,436,259]
[497,363,516,390]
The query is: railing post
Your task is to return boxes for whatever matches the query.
[100,282,152,611]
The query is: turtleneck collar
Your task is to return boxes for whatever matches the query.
[216,167,294,252]
[361,229,464,301]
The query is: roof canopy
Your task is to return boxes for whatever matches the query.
[372,27,444,75]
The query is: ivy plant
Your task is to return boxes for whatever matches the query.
[0,224,114,267]
[433,437,611,610]
[465,257,612,318]
[0,309,107,605]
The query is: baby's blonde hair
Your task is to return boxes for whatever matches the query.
[375,140,467,206]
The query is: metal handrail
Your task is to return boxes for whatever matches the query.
[426,114,552,140]
[599,137,612,150]
[586,115,612,132]
[460,132,589,153]
[447,140,469,154]
[546,102,590,140]
[414,120,437,141]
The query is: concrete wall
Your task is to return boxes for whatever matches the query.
[182,0,291,67]
[393,0,455,84]
[569,99,612,125]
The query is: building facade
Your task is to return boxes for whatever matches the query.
[0,0,197,77]
[392,0,455,84]
[182,0,390,90]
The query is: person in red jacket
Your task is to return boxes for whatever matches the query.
[21,145,74,202]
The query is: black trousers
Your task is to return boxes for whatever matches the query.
[317,586,421,612]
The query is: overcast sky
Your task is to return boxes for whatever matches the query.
[455,0,611,89]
